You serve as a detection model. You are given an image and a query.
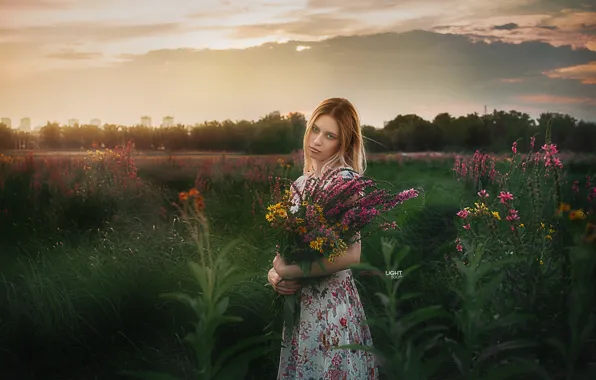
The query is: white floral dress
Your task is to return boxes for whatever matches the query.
[277,170,379,380]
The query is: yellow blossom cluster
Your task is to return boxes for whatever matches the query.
[464,202,492,217]
[327,239,348,262]
[540,222,556,240]
[266,202,288,222]
[309,236,326,252]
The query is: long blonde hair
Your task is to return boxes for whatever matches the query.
[302,97,367,176]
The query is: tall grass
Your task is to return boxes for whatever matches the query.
[0,145,595,379]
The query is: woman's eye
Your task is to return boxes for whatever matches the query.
[327,134,334,139]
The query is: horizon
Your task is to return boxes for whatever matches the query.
[3,101,596,132]
[1,0,595,127]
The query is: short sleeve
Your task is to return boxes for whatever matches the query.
[339,168,359,180]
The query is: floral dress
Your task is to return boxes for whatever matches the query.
[277,170,379,380]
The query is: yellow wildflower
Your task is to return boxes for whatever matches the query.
[492,211,501,220]
[569,209,586,220]
[309,237,325,251]
[558,203,571,212]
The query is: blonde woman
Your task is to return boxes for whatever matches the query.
[268,98,378,379]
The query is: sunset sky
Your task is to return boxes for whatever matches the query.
[1,0,595,128]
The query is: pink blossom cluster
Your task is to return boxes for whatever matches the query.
[453,150,499,184]
[266,167,420,263]
[541,143,563,169]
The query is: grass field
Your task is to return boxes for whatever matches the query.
[0,145,595,380]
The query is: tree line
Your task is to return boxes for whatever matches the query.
[1,109,594,153]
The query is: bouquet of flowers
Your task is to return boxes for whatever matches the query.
[264,167,421,330]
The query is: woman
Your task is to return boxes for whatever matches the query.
[267,98,378,379]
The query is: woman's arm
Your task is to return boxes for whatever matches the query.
[274,232,361,279]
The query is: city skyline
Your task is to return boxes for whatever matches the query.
[1,0,595,126]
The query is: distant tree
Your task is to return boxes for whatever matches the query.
[40,122,62,149]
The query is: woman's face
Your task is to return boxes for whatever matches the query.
[307,114,341,164]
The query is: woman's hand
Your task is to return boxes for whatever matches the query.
[268,267,302,295]
[273,254,302,279]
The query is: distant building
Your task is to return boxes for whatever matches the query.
[20,118,31,131]
[68,118,79,127]
[1,117,11,128]
[162,116,174,128]
[141,116,151,128]
[90,118,101,127]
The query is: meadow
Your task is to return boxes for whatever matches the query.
[0,139,595,380]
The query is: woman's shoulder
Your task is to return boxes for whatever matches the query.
[335,166,360,180]
[293,174,309,186]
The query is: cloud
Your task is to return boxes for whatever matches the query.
[543,61,596,84]
[432,10,596,51]
[1,22,184,43]
[0,0,68,10]
[229,13,370,39]
[493,23,520,30]
[46,48,102,60]
[517,94,596,106]
[305,0,414,12]
[4,30,594,126]
[186,4,257,19]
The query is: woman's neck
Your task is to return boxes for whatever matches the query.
[309,161,345,179]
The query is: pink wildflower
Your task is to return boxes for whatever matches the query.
[511,142,517,154]
[457,209,470,219]
[498,191,514,204]
[477,189,489,198]
[463,223,471,230]
[505,209,519,221]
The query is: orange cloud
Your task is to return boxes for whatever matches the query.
[517,94,596,106]
[432,10,596,52]
[46,48,102,60]
[543,61,596,84]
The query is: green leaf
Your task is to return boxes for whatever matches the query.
[159,292,197,310]
[397,306,448,337]
[477,340,536,363]
[474,273,505,303]
[215,297,230,316]
[375,293,391,307]
[398,292,423,302]
[349,263,382,272]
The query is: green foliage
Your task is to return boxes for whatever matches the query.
[3,109,595,154]
[1,148,595,379]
